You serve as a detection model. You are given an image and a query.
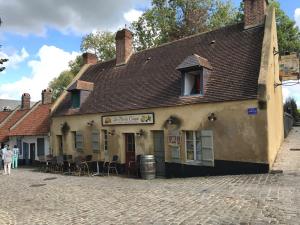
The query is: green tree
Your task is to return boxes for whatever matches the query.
[235,0,300,53]
[0,17,8,72]
[48,56,83,100]
[284,97,300,120]
[49,70,74,100]
[131,0,237,51]
[209,0,238,29]
[272,1,300,53]
[80,31,116,61]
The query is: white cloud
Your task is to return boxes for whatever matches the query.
[0,48,29,70]
[0,45,79,101]
[0,0,149,35]
[295,8,300,28]
[124,9,143,23]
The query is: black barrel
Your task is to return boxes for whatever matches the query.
[140,155,156,180]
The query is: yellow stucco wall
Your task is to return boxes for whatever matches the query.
[258,5,284,168]
[51,99,268,165]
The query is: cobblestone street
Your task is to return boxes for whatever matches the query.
[0,129,299,225]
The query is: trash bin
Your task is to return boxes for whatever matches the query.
[140,155,156,180]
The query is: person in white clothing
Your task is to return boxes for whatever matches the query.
[3,147,13,175]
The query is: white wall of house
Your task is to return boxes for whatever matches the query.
[9,135,50,160]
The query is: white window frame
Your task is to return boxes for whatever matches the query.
[183,70,204,96]
[185,130,214,166]
[185,131,201,163]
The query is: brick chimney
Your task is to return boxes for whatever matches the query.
[21,93,30,110]
[82,52,98,65]
[244,0,268,29]
[115,28,133,66]
[41,88,52,104]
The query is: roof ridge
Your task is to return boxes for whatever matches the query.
[10,101,41,131]
[0,106,20,128]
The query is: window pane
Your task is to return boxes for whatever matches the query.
[186,131,193,140]
[186,140,194,160]
[196,140,201,161]
[187,150,194,160]
[71,91,80,108]
[195,131,201,140]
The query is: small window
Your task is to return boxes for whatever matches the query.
[71,91,80,108]
[74,131,84,151]
[185,130,214,166]
[182,70,204,96]
[92,130,100,152]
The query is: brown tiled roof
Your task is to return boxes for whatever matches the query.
[53,23,264,116]
[9,103,51,137]
[0,109,29,142]
[0,111,12,124]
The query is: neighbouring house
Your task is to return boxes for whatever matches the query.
[50,0,284,177]
[0,90,52,165]
[0,99,35,112]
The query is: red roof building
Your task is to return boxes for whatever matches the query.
[0,89,53,165]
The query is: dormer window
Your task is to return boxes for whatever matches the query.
[176,54,212,97]
[71,90,80,108]
[183,69,204,96]
[67,80,94,109]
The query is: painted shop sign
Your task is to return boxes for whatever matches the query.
[102,113,154,125]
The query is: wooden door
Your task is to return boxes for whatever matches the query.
[37,138,45,157]
[125,133,135,170]
[153,131,165,177]
[30,143,35,164]
[57,135,63,155]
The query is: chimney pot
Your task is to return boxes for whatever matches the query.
[42,88,52,104]
[82,52,98,65]
[244,0,268,29]
[115,28,133,66]
[21,93,30,110]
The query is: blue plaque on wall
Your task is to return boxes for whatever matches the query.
[248,108,257,115]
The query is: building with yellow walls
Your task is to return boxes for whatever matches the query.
[50,0,283,177]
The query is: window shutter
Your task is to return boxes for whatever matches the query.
[201,130,214,167]
[92,130,100,151]
[76,131,83,150]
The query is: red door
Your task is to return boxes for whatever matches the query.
[125,133,136,170]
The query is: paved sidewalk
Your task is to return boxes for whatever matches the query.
[272,127,300,173]
[0,129,299,225]
[0,168,299,225]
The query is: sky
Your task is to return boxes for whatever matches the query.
[0,0,299,105]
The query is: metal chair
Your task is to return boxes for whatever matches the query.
[55,155,64,173]
[107,155,119,176]
[73,156,90,176]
